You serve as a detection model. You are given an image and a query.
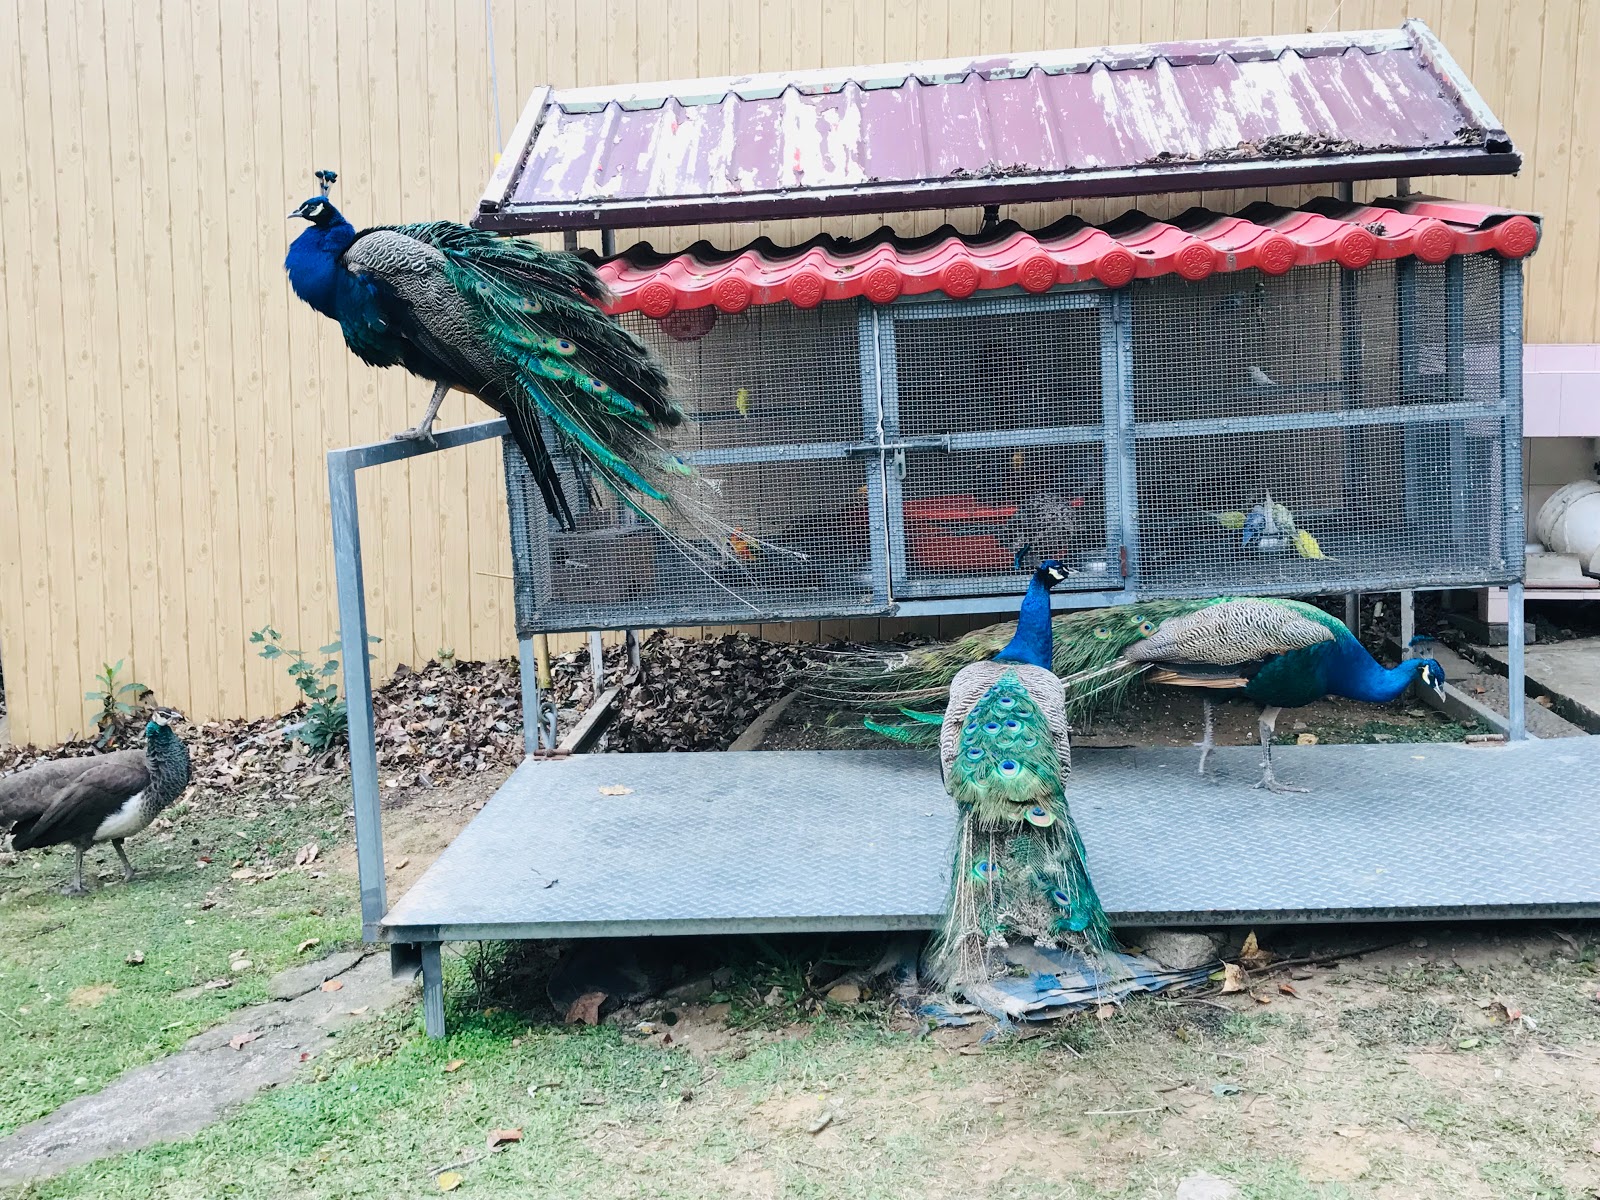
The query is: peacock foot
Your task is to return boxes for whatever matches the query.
[1255,772,1311,795]
[392,422,438,445]
[120,866,138,883]
[60,880,90,896]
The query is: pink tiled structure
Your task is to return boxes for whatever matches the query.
[1525,344,1600,436]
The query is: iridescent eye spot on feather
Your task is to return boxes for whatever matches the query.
[997,759,1020,776]
[1024,805,1055,827]
[1136,619,1157,636]
[998,695,1015,707]
[972,860,1002,884]
[1003,719,1020,730]
[543,336,578,357]
[1062,912,1092,932]
[533,358,572,382]
[965,747,984,760]
[1023,735,1038,747]
[1092,625,1111,640]
[1050,888,1072,908]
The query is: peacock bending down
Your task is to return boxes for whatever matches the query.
[285,170,767,568]
[880,561,1119,989]
[815,597,1445,794]
[0,710,191,894]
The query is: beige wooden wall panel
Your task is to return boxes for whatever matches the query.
[0,0,1594,745]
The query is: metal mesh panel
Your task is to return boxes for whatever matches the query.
[887,296,1118,597]
[503,301,882,633]
[1129,257,1518,595]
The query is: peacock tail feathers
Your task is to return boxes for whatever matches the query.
[946,671,1062,823]
[860,714,942,746]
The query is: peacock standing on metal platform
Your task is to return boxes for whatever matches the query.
[869,561,1118,988]
[816,597,1446,794]
[285,170,758,565]
[0,710,191,894]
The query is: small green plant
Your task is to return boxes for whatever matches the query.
[251,627,381,753]
[85,659,149,745]
[437,646,457,672]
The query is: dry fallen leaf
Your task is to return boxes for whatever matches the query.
[295,938,321,955]
[228,1030,261,1051]
[1295,732,1318,746]
[486,1128,523,1150]
[444,1059,466,1073]
[393,857,410,870]
[597,785,633,796]
[564,991,606,1026]
[1094,1003,1117,1021]
[1278,982,1300,998]
[1490,997,1523,1023]
[347,1006,370,1016]
[1219,963,1247,994]
[1252,993,1273,1005]
[1238,931,1274,969]
[229,869,255,881]
[320,979,344,993]
[436,1171,463,1192]
[125,951,145,966]
[295,842,320,866]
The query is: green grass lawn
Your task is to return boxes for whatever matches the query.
[6,781,1600,1199]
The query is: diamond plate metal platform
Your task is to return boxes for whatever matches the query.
[382,736,1600,945]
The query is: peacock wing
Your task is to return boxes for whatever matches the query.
[9,754,152,851]
[0,755,110,828]
[1124,598,1334,668]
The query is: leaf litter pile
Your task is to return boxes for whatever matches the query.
[0,632,816,801]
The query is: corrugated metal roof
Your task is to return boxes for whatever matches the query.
[592,197,1540,317]
[478,21,1518,233]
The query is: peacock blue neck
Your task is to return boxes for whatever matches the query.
[1327,638,1429,704]
[285,212,357,319]
[993,572,1055,669]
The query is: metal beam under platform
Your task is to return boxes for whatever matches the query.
[384,737,1600,949]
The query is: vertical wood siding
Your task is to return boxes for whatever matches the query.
[0,0,1593,743]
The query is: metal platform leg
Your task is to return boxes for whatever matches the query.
[1507,581,1527,741]
[420,942,446,1038]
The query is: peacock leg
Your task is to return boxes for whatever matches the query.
[393,381,450,443]
[61,847,89,896]
[1254,706,1310,794]
[1193,699,1216,776]
[112,838,137,882]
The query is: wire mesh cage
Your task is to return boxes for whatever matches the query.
[502,253,1523,634]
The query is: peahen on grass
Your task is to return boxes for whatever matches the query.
[882,561,1120,990]
[814,597,1446,794]
[285,170,766,568]
[0,709,191,894]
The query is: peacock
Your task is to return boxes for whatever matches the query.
[0,709,192,894]
[1003,491,1087,571]
[285,170,761,566]
[813,597,1446,794]
[867,561,1118,989]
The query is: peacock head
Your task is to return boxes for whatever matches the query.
[1035,560,1073,590]
[1415,658,1447,702]
[144,707,183,738]
[290,168,342,226]
[289,195,342,228]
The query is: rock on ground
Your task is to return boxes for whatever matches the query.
[1135,928,1226,971]
[0,951,412,1186]
[1175,1172,1241,1199]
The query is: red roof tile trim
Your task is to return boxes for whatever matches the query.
[595,197,1539,318]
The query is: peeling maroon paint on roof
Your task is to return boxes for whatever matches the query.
[477,21,1517,233]
[592,198,1540,317]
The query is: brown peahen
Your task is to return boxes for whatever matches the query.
[0,709,191,894]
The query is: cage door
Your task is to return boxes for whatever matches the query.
[874,291,1124,600]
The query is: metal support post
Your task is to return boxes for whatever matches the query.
[589,630,606,693]
[1335,179,1354,203]
[420,942,446,1038]
[328,453,386,938]
[626,629,642,673]
[1399,589,1415,651]
[1345,592,1360,639]
[517,635,543,754]
[1507,582,1526,741]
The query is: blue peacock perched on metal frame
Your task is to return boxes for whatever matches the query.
[284,169,773,569]
[816,596,1447,794]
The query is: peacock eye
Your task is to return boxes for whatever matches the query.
[1137,620,1156,636]
[1092,626,1110,640]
